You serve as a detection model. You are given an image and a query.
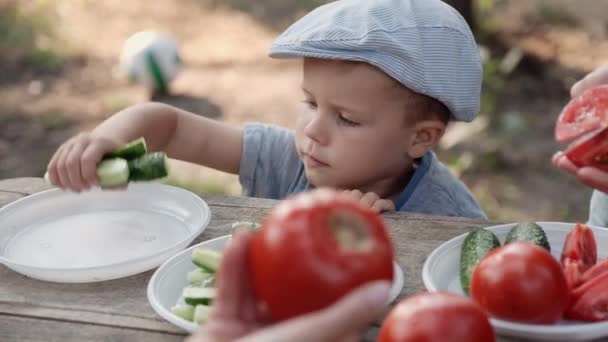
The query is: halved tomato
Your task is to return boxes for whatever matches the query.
[567,271,608,321]
[564,126,608,171]
[560,223,598,289]
[555,85,608,143]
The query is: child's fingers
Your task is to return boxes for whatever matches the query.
[80,138,116,187]
[65,139,90,191]
[359,192,380,208]
[343,189,363,200]
[47,144,69,188]
[371,199,395,213]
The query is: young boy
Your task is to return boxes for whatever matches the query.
[47,0,487,219]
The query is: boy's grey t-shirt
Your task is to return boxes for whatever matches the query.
[239,123,487,220]
[589,190,608,227]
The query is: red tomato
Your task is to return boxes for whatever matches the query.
[249,188,394,321]
[378,292,495,342]
[579,257,608,286]
[564,126,608,171]
[555,85,608,143]
[470,242,569,324]
[560,223,598,289]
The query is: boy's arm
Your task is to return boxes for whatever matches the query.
[92,102,243,174]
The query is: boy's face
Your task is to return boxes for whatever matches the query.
[295,58,423,193]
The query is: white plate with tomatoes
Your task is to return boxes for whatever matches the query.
[422,222,608,341]
[148,234,405,333]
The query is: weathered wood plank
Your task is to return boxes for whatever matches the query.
[0,177,51,195]
[0,315,185,342]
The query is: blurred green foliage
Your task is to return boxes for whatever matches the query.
[0,1,62,72]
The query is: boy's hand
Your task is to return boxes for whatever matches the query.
[343,190,395,213]
[46,133,122,192]
[552,151,608,193]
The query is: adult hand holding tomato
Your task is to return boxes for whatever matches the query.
[470,242,569,324]
[378,292,495,342]
[249,188,395,322]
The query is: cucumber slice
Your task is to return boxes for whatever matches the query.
[171,304,195,321]
[459,228,501,295]
[193,305,211,324]
[183,287,216,306]
[127,152,168,181]
[192,248,221,273]
[187,268,214,286]
[104,137,147,160]
[231,221,261,236]
[96,158,129,188]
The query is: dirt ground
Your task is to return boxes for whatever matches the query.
[2,0,608,223]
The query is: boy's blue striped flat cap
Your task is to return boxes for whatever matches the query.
[270,0,482,122]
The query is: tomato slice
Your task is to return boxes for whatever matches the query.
[579,257,608,286]
[564,126,608,171]
[566,271,608,321]
[560,223,598,289]
[555,85,608,143]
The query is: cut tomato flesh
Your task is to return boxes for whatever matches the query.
[567,271,608,321]
[555,85,608,143]
[564,126,608,171]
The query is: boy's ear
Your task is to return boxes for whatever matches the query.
[407,120,446,159]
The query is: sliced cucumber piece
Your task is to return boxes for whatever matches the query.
[96,158,129,188]
[193,305,211,324]
[231,221,261,236]
[104,137,147,160]
[187,268,214,286]
[183,287,216,306]
[171,304,195,321]
[128,152,168,181]
[192,248,221,273]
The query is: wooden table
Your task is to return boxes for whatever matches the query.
[0,178,538,341]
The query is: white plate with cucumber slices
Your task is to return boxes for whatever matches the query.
[0,182,210,283]
[422,222,608,341]
[147,233,406,333]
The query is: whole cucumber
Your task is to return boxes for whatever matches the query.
[460,228,501,295]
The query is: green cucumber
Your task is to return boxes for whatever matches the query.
[187,268,214,286]
[192,248,221,273]
[96,158,129,188]
[460,228,501,295]
[127,152,169,181]
[193,305,211,324]
[504,222,550,251]
[104,137,147,160]
[183,287,216,306]
[171,304,195,321]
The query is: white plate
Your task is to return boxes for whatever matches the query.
[0,183,210,283]
[422,221,608,341]
[147,234,405,333]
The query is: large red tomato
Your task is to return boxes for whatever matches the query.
[555,85,608,143]
[249,188,394,321]
[470,242,569,324]
[378,292,495,342]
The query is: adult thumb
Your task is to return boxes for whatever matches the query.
[241,281,391,342]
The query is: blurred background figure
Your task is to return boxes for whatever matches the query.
[2,0,608,223]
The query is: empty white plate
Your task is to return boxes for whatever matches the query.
[148,234,405,333]
[422,222,608,341]
[0,183,210,283]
